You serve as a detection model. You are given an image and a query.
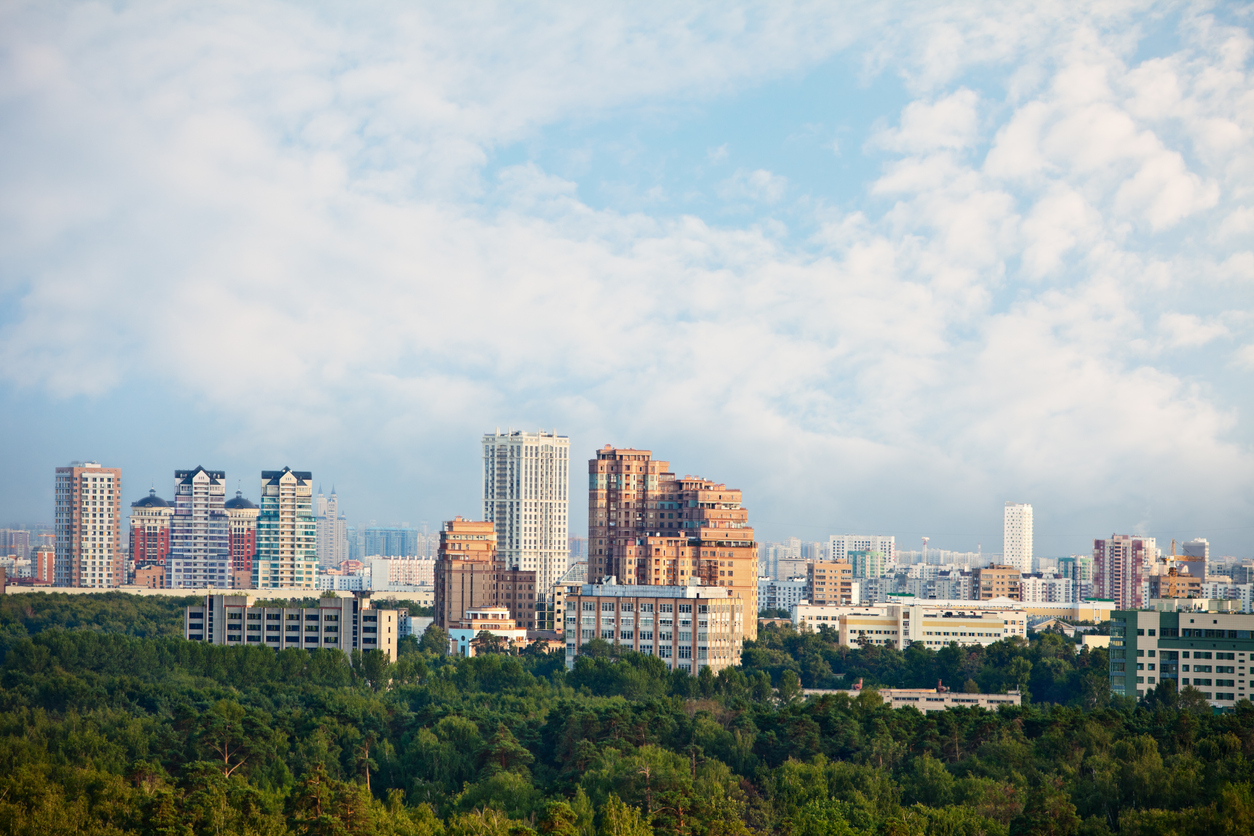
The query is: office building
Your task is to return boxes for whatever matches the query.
[588,446,759,638]
[433,517,538,630]
[563,580,745,675]
[224,490,259,589]
[483,429,570,629]
[165,467,231,589]
[1095,534,1156,610]
[54,461,122,587]
[252,468,317,589]
[1110,607,1254,707]
[807,561,857,605]
[829,535,895,566]
[793,601,1028,649]
[972,564,1022,600]
[314,488,349,569]
[129,489,173,569]
[1003,502,1033,572]
[184,594,399,661]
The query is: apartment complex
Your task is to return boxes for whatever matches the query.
[314,489,349,569]
[54,462,123,587]
[759,576,809,612]
[483,430,570,629]
[828,535,895,566]
[1095,534,1156,610]
[129,489,173,569]
[166,467,231,589]
[807,561,857,605]
[588,446,759,637]
[1110,608,1254,708]
[184,594,399,661]
[224,490,259,588]
[433,517,539,630]
[793,601,1028,649]
[563,581,745,675]
[1003,502,1033,573]
[252,468,317,589]
[972,564,1021,600]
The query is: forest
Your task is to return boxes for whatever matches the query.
[0,591,1252,836]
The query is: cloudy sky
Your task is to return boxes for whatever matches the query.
[1,2,1252,558]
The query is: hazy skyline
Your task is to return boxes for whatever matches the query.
[1,3,1252,558]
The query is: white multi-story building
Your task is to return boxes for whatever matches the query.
[1200,582,1254,612]
[483,429,569,629]
[252,468,317,589]
[829,535,895,567]
[1021,572,1075,604]
[314,488,349,569]
[166,467,230,589]
[1003,503,1033,573]
[758,576,809,612]
[793,601,1029,649]
[54,462,122,588]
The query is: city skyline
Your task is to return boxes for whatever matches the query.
[1,5,1251,560]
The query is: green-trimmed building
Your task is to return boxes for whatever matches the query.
[1111,607,1251,708]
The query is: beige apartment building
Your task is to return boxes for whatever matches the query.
[433,517,539,630]
[588,446,759,637]
[564,581,745,675]
[973,564,1022,600]
[184,593,399,660]
[55,461,123,588]
[807,560,856,605]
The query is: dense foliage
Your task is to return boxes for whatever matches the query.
[0,593,1251,836]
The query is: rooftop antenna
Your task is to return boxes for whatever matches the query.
[922,536,929,564]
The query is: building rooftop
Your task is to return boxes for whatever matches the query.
[131,489,170,508]
[224,490,257,510]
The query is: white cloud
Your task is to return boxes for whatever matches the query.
[1159,313,1230,349]
[717,168,788,204]
[870,88,981,153]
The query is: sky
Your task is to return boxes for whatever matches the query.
[1,2,1252,558]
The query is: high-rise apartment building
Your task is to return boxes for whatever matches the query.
[848,550,888,579]
[363,527,421,558]
[829,535,895,566]
[1094,534,1156,610]
[129,489,173,568]
[588,446,759,639]
[1181,538,1210,580]
[166,467,230,589]
[483,430,570,630]
[1058,555,1095,599]
[0,529,31,560]
[315,488,349,568]
[972,564,1022,600]
[433,517,538,630]
[252,468,317,589]
[54,462,123,588]
[225,490,259,589]
[807,561,856,605]
[1003,502,1033,572]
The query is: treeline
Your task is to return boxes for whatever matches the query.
[0,593,1250,835]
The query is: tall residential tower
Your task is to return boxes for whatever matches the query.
[1003,502,1033,573]
[166,467,231,589]
[54,462,122,587]
[483,430,569,630]
[315,488,349,568]
[252,468,317,589]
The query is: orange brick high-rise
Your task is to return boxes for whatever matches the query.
[588,446,759,639]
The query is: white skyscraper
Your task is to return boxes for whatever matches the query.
[166,467,230,589]
[483,429,569,629]
[828,535,896,566]
[315,487,349,568]
[1003,502,1033,572]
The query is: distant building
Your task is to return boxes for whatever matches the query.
[166,467,230,589]
[1003,503,1033,573]
[803,686,1021,712]
[447,606,529,657]
[483,430,570,630]
[568,536,588,565]
[33,547,55,584]
[314,488,349,569]
[759,576,809,612]
[434,517,539,630]
[363,527,420,558]
[972,564,1022,600]
[55,461,123,587]
[1020,572,1074,604]
[1095,534,1156,610]
[1057,555,1095,599]
[807,561,857,605]
[1181,538,1210,580]
[794,601,1028,649]
[829,535,895,567]
[252,468,317,589]
[0,529,31,561]
[184,594,399,661]
[563,580,745,675]
[224,490,259,589]
[129,489,173,570]
[1149,568,1202,600]
[848,550,888,579]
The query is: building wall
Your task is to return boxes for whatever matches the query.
[315,491,349,569]
[433,517,539,629]
[54,462,123,588]
[564,583,744,675]
[1111,608,1254,708]
[973,564,1022,600]
[828,535,895,566]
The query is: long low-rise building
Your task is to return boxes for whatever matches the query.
[795,602,1029,650]
[804,687,1021,712]
[184,593,400,660]
[564,581,745,675]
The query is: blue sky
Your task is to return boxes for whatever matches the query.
[1,2,1252,558]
